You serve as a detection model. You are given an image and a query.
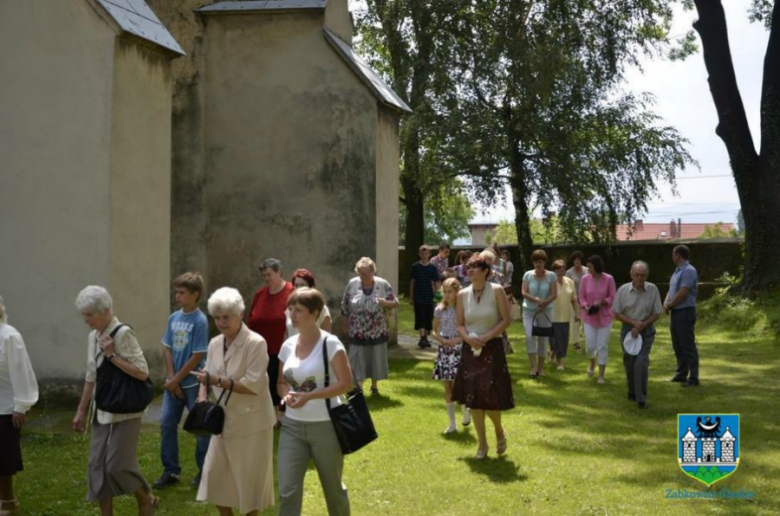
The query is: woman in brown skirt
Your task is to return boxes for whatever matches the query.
[72,286,158,515]
[453,256,513,459]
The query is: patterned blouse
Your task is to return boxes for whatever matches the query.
[434,305,458,338]
[341,277,398,346]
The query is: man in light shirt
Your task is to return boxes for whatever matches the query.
[0,295,39,515]
[613,262,663,409]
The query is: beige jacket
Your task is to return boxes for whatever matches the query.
[203,323,276,438]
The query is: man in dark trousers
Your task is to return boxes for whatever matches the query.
[409,245,439,348]
[613,261,663,409]
[664,245,700,387]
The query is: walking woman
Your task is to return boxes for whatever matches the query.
[0,295,39,516]
[521,250,557,377]
[72,286,158,515]
[192,287,276,515]
[579,255,617,384]
[277,288,353,515]
[341,257,398,395]
[452,256,514,459]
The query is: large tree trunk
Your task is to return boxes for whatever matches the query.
[693,0,780,292]
[401,130,425,276]
[510,157,534,272]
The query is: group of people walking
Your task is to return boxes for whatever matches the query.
[416,243,700,457]
[1,245,701,514]
[0,257,400,515]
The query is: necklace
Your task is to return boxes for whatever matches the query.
[472,285,485,303]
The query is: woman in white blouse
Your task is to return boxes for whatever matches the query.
[277,288,353,515]
[0,295,39,516]
[71,286,158,515]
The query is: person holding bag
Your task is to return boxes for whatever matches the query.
[71,286,158,515]
[277,288,353,516]
[579,255,617,384]
[521,250,558,378]
[191,287,275,516]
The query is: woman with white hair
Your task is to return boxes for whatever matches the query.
[191,287,276,515]
[340,257,398,395]
[71,286,158,515]
[0,296,39,516]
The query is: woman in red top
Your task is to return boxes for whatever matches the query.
[248,258,294,425]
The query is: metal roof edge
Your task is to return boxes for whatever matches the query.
[322,28,412,115]
[94,0,185,56]
[197,1,328,14]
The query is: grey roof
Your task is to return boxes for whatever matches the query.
[197,1,328,13]
[96,0,185,55]
[323,29,412,114]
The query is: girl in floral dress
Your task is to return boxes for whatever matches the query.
[432,278,470,433]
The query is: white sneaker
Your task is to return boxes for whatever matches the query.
[443,425,457,434]
[462,407,471,426]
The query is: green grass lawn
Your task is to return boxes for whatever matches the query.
[16,304,780,515]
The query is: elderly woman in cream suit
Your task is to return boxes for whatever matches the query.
[191,287,276,516]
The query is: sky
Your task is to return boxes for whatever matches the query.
[349,1,769,228]
[470,2,769,226]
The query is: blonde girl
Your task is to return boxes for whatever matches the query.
[432,278,470,433]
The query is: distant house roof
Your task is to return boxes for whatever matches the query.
[323,29,412,114]
[95,0,185,55]
[616,222,736,241]
[197,0,328,13]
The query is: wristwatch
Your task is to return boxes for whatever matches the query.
[106,353,117,362]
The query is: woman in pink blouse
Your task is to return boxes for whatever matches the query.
[578,255,616,384]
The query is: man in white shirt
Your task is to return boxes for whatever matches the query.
[0,295,39,514]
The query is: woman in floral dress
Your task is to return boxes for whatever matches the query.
[340,257,398,395]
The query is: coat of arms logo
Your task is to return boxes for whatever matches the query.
[678,414,740,487]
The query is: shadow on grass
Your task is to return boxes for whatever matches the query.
[365,395,403,412]
[442,429,477,444]
[458,456,527,484]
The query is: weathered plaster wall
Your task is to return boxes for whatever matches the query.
[0,0,116,382]
[109,40,174,380]
[201,12,378,311]
[376,108,400,289]
[324,0,353,45]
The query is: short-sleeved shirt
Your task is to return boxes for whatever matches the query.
[566,266,586,295]
[430,255,449,275]
[279,331,346,422]
[411,262,439,304]
[522,270,556,316]
[668,261,698,309]
[162,309,209,389]
[552,276,576,323]
[613,282,664,322]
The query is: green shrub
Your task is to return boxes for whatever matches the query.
[697,274,780,334]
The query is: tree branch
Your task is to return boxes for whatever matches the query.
[760,0,780,161]
[692,0,758,163]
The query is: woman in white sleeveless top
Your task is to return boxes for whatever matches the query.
[452,256,514,459]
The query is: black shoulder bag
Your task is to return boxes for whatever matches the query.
[323,337,378,454]
[94,324,155,414]
[184,373,234,437]
[531,312,554,337]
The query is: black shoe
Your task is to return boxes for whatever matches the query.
[638,401,648,409]
[417,338,426,348]
[670,375,687,383]
[190,474,202,488]
[628,394,636,402]
[152,472,180,489]
[683,379,700,387]
[423,339,432,348]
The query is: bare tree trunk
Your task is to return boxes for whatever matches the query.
[693,0,780,292]
[401,130,425,275]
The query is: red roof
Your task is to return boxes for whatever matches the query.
[616,222,735,241]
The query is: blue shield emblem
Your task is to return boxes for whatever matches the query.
[678,414,740,487]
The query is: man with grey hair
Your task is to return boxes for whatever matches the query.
[612,261,663,409]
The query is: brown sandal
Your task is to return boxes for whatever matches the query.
[0,499,19,516]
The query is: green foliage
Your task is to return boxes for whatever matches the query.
[699,274,780,334]
[485,218,561,246]
[399,181,474,245]
[669,30,700,61]
[749,0,775,29]
[698,222,739,239]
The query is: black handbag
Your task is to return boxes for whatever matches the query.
[587,305,600,316]
[531,312,554,337]
[184,373,234,437]
[323,338,378,454]
[94,324,154,414]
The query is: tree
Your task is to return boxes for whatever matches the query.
[698,222,738,240]
[486,218,560,246]
[684,0,780,292]
[444,0,696,272]
[399,181,474,245]
[355,1,465,274]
